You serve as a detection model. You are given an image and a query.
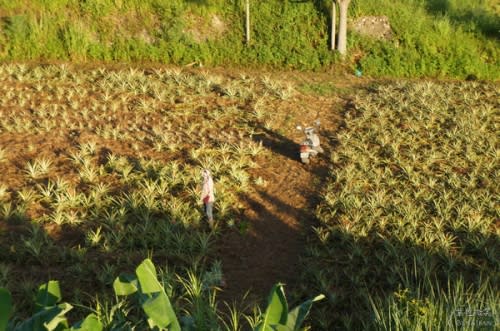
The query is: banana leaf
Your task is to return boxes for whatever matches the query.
[13,303,72,331]
[135,259,180,331]
[277,294,325,331]
[113,274,138,296]
[70,314,103,331]
[254,284,288,331]
[35,281,62,312]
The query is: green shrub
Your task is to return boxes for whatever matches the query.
[351,0,499,79]
[0,0,497,78]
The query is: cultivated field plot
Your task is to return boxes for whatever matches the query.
[1,62,498,329]
[0,63,305,318]
[309,81,499,330]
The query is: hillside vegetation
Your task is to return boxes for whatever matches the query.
[0,0,498,79]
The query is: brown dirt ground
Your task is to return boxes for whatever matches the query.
[0,63,368,314]
[214,90,347,306]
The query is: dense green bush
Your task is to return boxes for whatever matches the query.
[351,0,499,79]
[0,0,497,78]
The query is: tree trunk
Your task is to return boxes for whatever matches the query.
[337,0,350,56]
[331,1,336,50]
[245,0,250,45]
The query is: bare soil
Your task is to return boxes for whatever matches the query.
[0,64,365,314]
[214,91,346,305]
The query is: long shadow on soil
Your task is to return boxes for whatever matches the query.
[0,215,93,316]
[248,120,300,162]
[0,202,210,320]
[247,118,337,168]
[255,189,311,223]
[216,189,314,305]
[219,96,343,305]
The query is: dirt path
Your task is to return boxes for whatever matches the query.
[216,93,343,305]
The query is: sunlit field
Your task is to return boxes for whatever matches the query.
[308,80,499,330]
[0,62,497,330]
[0,63,302,328]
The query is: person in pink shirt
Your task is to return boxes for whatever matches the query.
[200,169,215,228]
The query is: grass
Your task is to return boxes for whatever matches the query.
[369,272,497,330]
[0,0,498,78]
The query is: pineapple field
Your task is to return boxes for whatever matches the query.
[0,62,498,330]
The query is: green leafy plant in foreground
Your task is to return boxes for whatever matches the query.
[113,259,181,331]
[0,281,101,331]
[255,284,325,331]
[1,259,324,331]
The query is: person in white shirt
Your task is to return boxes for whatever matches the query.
[200,169,215,228]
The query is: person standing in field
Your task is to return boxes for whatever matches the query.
[200,169,215,229]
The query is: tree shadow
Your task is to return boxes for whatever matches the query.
[216,188,316,305]
[255,189,311,224]
[287,85,500,329]
[0,213,89,317]
[304,224,499,329]
[0,187,213,320]
[426,0,450,14]
[247,119,302,162]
